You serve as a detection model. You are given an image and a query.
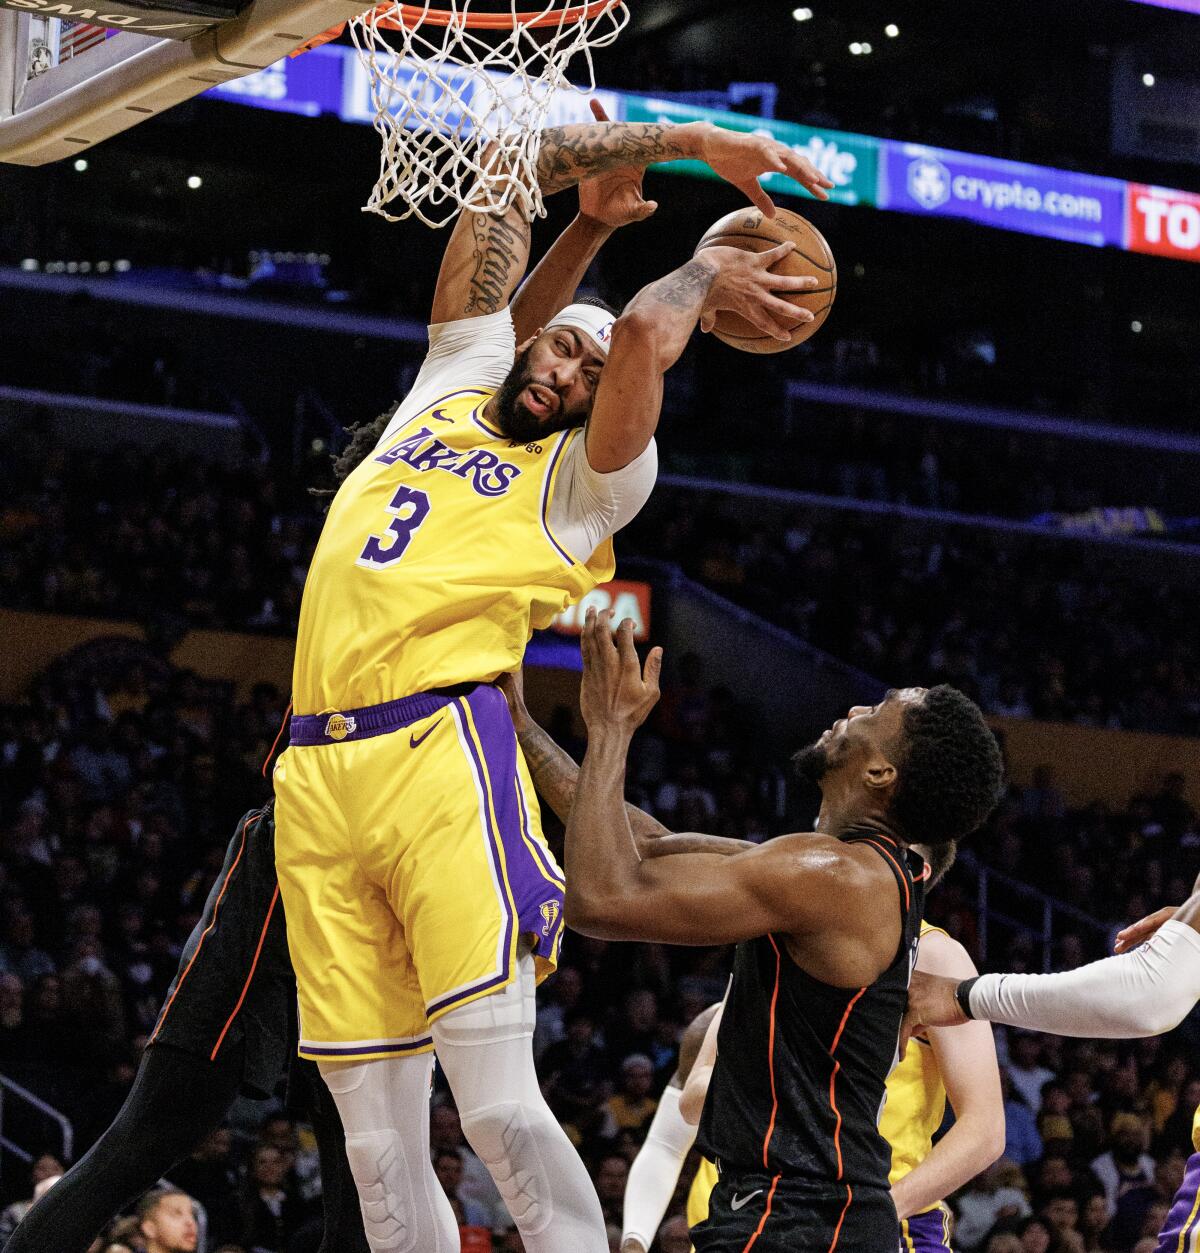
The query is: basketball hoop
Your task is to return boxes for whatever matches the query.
[330,0,629,226]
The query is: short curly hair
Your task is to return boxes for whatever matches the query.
[891,685,1004,847]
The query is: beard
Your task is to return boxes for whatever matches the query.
[493,348,584,445]
[791,739,832,785]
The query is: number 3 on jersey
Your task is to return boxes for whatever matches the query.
[357,485,431,569]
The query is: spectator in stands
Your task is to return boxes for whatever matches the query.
[658,1214,691,1253]
[593,1153,629,1228]
[238,1144,305,1252]
[605,1055,658,1136]
[532,963,583,1061]
[1038,1194,1081,1249]
[433,1150,494,1230]
[136,1189,198,1253]
[1003,1071,1045,1167]
[541,1007,611,1145]
[168,1126,241,1249]
[1009,1033,1059,1111]
[429,1101,503,1230]
[1109,1148,1186,1251]
[956,1160,1033,1250]
[0,1156,63,1246]
[0,903,54,983]
[1091,1114,1157,1220]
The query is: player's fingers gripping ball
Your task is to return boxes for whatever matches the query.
[695,206,837,353]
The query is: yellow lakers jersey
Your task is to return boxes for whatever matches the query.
[881,923,948,1211]
[293,388,615,712]
[686,1155,718,1231]
[1191,1103,1200,1152]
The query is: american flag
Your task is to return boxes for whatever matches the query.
[59,21,111,59]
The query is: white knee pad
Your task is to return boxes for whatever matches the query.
[319,1055,458,1253]
[433,956,606,1252]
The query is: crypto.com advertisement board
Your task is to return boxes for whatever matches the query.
[880,143,1126,249]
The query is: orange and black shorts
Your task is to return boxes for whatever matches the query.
[150,803,293,1097]
[691,1170,898,1253]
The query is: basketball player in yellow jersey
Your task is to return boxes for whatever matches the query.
[613,847,1003,1253]
[271,108,834,1253]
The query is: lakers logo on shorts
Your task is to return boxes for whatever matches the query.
[324,713,357,742]
[540,900,561,937]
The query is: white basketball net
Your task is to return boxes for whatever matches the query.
[348,1,629,226]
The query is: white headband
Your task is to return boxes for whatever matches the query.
[542,303,615,358]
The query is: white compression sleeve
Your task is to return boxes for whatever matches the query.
[621,1085,697,1251]
[969,920,1200,1038]
[317,1053,459,1253]
[432,954,608,1253]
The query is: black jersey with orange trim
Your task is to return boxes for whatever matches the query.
[696,833,924,1189]
[150,803,292,1098]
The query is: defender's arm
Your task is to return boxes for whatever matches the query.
[563,614,883,945]
[497,670,753,857]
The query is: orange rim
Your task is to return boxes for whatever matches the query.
[383,0,620,29]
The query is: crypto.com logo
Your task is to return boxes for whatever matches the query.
[907,157,952,209]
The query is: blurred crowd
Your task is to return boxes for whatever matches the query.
[0,612,1198,1249]
[5,435,1197,739]
[0,622,789,1250]
[627,494,1200,736]
[0,439,316,634]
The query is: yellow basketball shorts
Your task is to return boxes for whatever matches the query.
[272,682,565,1062]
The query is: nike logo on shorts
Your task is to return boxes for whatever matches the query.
[410,719,442,749]
[730,1190,763,1212]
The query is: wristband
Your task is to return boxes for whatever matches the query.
[956,976,980,1020]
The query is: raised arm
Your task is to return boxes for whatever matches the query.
[431,118,833,327]
[564,612,896,957]
[511,100,657,343]
[891,931,1004,1221]
[585,243,818,471]
[496,670,753,858]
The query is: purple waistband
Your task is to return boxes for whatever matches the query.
[289,684,479,747]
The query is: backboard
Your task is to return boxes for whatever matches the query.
[0,0,368,164]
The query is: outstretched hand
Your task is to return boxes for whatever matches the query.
[578,99,659,228]
[580,609,662,735]
[699,124,834,216]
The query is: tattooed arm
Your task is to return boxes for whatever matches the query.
[430,199,533,324]
[497,671,753,859]
[535,120,834,214]
[586,242,820,472]
[431,118,833,325]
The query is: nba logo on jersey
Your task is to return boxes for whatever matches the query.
[540,900,561,936]
[324,713,357,741]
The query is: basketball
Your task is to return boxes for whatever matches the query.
[694,206,837,353]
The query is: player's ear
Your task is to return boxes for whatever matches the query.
[517,331,541,354]
[863,754,897,794]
